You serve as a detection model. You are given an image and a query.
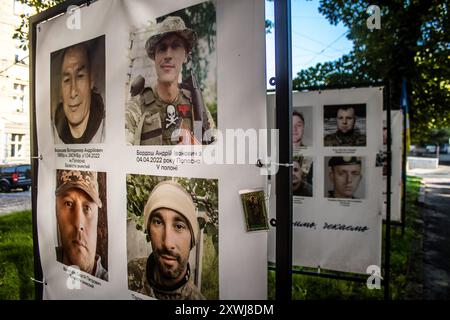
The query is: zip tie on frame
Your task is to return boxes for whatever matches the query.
[30,277,47,285]
[256,159,293,168]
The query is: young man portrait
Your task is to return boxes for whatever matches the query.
[324,105,366,147]
[327,157,364,199]
[128,180,204,300]
[125,16,215,145]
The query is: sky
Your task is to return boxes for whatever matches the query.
[266,0,354,89]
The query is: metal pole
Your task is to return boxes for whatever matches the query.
[274,0,293,301]
[384,82,392,300]
[401,83,407,236]
[29,15,43,301]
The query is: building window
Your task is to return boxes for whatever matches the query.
[10,133,24,158]
[13,83,26,112]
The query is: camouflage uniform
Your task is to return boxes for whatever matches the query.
[125,86,214,145]
[324,129,366,147]
[327,191,358,199]
[293,181,312,197]
[128,255,205,300]
[125,15,215,146]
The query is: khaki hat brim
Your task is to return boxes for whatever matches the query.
[55,182,102,208]
[146,29,196,60]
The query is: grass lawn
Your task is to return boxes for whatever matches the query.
[0,211,35,300]
[268,175,423,299]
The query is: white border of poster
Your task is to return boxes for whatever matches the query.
[35,0,267,299]
[382,110,403,221]
[268,87,383,274]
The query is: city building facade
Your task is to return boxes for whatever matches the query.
[0,0,31,164]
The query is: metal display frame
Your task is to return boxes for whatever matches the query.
[274,0,293,301]
[28,0,395,301]
[272,0,393,300]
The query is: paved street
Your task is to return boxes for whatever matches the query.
[0,189,31,216]
[408,165,450,299]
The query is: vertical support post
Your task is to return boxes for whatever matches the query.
[401,83,407,236]
[274,0,293,301]
[29,17,43,300]
[384,83,392,300]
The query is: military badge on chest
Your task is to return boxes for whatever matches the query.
[165,105,179,129]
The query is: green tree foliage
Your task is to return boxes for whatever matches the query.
[294,0,450,139]
[418,127,450,146]
[13,0,64,50]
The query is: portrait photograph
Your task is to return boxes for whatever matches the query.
[239,189,269,232]
[293,106,313,151]
[126,174,219,300]
[55,169,108,281]
[125,2,217,146]
[50,36,106,144]
[293,156,313,198]
[324,156,366,199]
[323,104,367,147]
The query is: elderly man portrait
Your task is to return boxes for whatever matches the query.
[324,105,366,147]
[327,157,363,199]
[53,39,105,144]
[128,180,204,300]
[55,170,108,281]
[125,15,215,146]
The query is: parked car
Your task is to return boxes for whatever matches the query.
[410,145,427,156]
[426,144,437,153]
[0,164,32,192]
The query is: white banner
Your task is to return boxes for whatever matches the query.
[382,110,403,221]
[35,0,267,299]
[268,87,383,274]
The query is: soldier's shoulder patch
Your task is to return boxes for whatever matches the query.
[142,87,156,105]
[180,88,192,101]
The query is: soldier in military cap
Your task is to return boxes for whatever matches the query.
[293,157,313,197]
[327,157,363,199]
[128,180,205,300]
[55,170,108,281]
[125,15,215,145]
[324,105,366,146]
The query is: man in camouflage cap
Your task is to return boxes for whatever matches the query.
[125,15,215,145]
[327,157,363,199]
[324,105,366,146]
[55,170,108,281]
[128,180,205,300]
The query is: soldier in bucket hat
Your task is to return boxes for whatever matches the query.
[327,157,363,199]
[128,180,205,300]
[55,170,108,281]
[125,15,215,145]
